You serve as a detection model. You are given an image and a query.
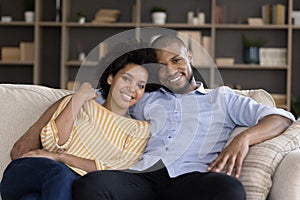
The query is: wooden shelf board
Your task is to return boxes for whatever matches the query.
[0,60,34,65]
[65,60,98,67]
[139,23,212,28]
[215,24,289,29]
[66,22,136,28]
[39,21,62,27]
[0,21,34,26]
[217,64,287,69]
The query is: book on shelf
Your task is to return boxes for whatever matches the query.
[92,9,121,23]
[261,4,272,24]
[20,42,34,62]
[259,48,287,66]
[215,5,224,24]
[1,47,20,61]
[215,57,235,66]
[262,4,285,25]
[177,31,212,67]
[272,4,286,24]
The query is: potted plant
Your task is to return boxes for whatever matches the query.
[76,11,86,24]
[242,35,265,64]
[23,0,35,22]
[150,6,167,25]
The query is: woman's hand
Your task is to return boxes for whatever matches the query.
[73,82,97,102]
[21,149,59,161]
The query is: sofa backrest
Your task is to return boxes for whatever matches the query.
[0,84,275,180]
[0,84,71,180]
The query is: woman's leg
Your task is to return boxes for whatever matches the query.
[1,157,79,200]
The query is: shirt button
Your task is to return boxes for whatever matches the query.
[165,147,169,151]
[168,135,172,139]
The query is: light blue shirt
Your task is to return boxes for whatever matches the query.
[96,84,295,177]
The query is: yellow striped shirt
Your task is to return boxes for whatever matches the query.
[40,95,150,176]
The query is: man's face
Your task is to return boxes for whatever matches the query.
[155,45,196,94]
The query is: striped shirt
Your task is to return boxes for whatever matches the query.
[41,95,150,176]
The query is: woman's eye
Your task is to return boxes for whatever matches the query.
[122,76,130,82]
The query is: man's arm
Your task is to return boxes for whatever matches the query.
[207,114,292,178]
[10,97,66,160]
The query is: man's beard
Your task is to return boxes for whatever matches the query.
[169,74,194,94]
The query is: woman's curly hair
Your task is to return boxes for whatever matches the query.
[96,41,157,99]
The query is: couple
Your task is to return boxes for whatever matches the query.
[1,35,295,200]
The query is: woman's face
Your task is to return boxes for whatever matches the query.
[107,63,148,110]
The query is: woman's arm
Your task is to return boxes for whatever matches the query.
[10,97,66,160]
[22,149,97,173]
[55,83,96,145]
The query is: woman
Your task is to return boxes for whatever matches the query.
[1,47,156,200]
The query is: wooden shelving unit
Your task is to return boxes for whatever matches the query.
[1,0,299,110]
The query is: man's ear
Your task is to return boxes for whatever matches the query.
[107,74,113,85]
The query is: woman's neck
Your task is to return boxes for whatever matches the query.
[102,99,128,117]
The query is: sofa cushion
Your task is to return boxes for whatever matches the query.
[225,89,300,199]
[0,84,71,180]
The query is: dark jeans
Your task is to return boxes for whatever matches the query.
[0,157,79,200]
[73,167,246,200]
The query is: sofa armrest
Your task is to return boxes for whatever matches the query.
[235,118,300,200]
[268,149,300,200]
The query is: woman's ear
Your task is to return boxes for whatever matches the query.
[107,74,113,85]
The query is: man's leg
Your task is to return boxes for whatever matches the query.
[1,157,79,200]
[73,169,170,200]
[160,172,246,200]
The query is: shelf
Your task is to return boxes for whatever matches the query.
[0,21,35,27]
[215,24,289,29]
[65,60,98,67]
[139,23,212,29]
[0,60,34,65]
[66,22,137,28]
[38,21,62,27]
[217,64,288,70]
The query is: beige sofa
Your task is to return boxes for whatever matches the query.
[1,84,300,200]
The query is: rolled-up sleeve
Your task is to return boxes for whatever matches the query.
[40,95,74,152]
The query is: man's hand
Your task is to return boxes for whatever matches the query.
[207,133,249,178]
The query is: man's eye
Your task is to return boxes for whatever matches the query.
[173,58,181,63]
[138,84,145,89]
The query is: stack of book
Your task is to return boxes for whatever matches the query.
[92,9,121,23]
[259,48,287,66]
[261,3,286,24]
[1,47,20,61]
[20,42,34,62]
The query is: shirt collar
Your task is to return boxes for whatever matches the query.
[159,81,207,95]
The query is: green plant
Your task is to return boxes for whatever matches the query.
[150,6,167,13]
[291,96,300,118]
[22,0,34,11]
[242,35,265,48]
[76,11,86,20]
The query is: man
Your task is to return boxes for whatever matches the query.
[71,35,294,200]
[5,35,294,200]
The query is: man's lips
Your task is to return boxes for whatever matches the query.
[168,73,183,83]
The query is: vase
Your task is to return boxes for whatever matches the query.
[151,12,167,25]
[243,46,260,64]
[24,11,35,23]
